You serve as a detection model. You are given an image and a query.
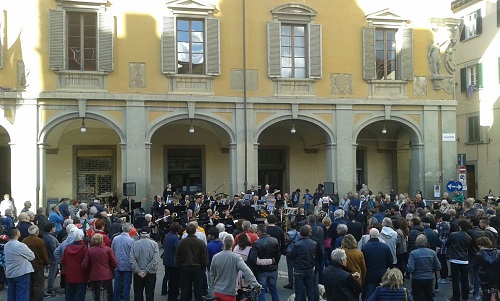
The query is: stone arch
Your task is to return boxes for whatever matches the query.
[353,114,423,144]
[146,113,235,144]
[38,112,126,145]
[0,118,14,142]
[254,114,335,144]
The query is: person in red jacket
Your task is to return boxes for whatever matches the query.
[82,233,118,301]
[90,219,111,247]
[61,229,89,301]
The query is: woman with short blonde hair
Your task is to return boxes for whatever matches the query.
[367,268,412,301]
[341,234,366,290]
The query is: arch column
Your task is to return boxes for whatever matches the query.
[11,99,38,212]
[325,143,337,183]
[335,104,355,195]
[410,143,424,196]
[229,143,238,196]
[37,143,47,208]
[123,100,147,201]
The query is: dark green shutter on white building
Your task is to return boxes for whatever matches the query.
[460,67,467,93]
[362,26,376,80]
[162,16,176,74]
[309,24,322,79]
[49,9,65,70]
[267,21,281,78]
[477,62,483,89]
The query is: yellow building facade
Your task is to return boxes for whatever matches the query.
[0,0,458,210]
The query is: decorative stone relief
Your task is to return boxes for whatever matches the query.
[330,73,353,94]
[17,60,28,90]
[428,18,462,91]
[129,63,146,88]
[230,69,258,91]
[431,76,454,95]
[413,76,427,96]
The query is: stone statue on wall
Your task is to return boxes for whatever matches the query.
[428,41,444,79]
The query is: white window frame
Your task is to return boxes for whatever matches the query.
[466,65,478,87]
[267,3,321,96]
[464,10,479,39]
[162,0,220,95]
[50,0,112,91]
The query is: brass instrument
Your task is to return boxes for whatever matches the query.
[172,212,178,219]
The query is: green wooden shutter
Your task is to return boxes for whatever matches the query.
[162,16,176,74]
[460,67,467,92]
[49,9,64,70]
[0,15,3,69]
[477,63,483,88]
[362,26,376,80]
[460,22,465,41]
[476,9,482,35]
[206,18,220,75]
[399,28,414,80]
[267,21,281,78]
[98,12,114,72]
[309,24,322,79]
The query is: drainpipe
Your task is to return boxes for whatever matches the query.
[243,0,248,191]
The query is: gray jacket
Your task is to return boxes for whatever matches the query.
[130,236,159,274]
[211,250,260,296]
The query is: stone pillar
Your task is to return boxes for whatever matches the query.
[123,100,148,201]
[325,143,336,183]
[410,143,424,197]
[10,99,38,212]
[38,143,47,208]
[422,106,441,198]
[441,106,458,189]
[335,105,355,195]
[229,143,238,196]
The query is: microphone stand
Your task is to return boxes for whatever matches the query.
[214,182,225,194]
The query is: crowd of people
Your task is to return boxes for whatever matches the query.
[0,184,499,301]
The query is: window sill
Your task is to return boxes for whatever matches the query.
[272,78,317,97]
[166,74,215,95]
[461,34,481,42]
[367,79,408,99]
[56,70,108,91]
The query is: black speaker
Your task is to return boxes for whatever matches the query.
[123,182,136,196]
[324,182,334,196]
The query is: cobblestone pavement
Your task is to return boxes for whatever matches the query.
[0,255,455,300]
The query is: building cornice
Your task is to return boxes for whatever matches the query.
[451,0,481,12]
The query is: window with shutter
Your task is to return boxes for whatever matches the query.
[49,1,113,90]
[467,114,487,144]
[461,63,482,95]
[268,3,320,96]
[363,9,413,98]
[164,0,220,95]
[461,9,482,41]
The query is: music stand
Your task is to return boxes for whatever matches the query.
[244,194,252,201]
[172,205,187,216]
[216,205,229,215]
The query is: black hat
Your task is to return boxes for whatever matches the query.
[140,226,151,234]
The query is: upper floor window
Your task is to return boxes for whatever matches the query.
[375,29,397,80]
[162,1,219,76]
[67,12,97,71]
[281,24,306,78]
[49,2,113,72]
[268,4,321,79]
[460,63,483,94]
[461,9,482,41]
[177,19,205,75]
[363,9,413,81]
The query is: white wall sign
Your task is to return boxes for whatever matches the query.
[442,133,456,142]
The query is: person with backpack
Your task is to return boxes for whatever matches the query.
[284,222,299,289]
[436,213,451,284]
[475,237,500,301]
